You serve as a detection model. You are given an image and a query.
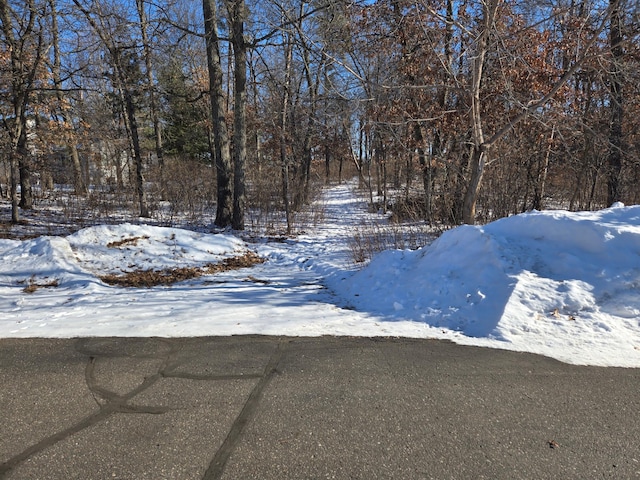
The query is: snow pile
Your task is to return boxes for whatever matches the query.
[68,223,247,275]
[0,225,265,337]
[1,224,247,289]
[335,203,640,365]
[1,184,639,367]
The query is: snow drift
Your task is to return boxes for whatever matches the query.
[336,203,640,365]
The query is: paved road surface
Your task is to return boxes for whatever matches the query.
[1,336,639,479]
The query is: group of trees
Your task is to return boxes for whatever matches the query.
[352,0,639,224]
[1,0,638,230]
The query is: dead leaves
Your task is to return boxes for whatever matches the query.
[21,277,60,294]
[99,251,264,288]
[548,439,559,449]
[100,266,202,287]
[106,236,149,248]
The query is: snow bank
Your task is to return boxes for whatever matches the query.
[335,204,640,365]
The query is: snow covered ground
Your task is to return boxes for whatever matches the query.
[1,183,640,368]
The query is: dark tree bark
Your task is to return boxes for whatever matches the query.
[123,87,150,218]
[0,0,42,221]
[18,160,33,209]
[607,0,624,206]
[227,0,247,230]
[203,0,233,228]
[414,123,432,223]
[280,30,294,234]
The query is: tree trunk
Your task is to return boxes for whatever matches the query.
[123,88,150,218]
[136,0,164,192]
[324,144,331,184]
[18,148,33,209]
[587,161,602,210]
[8,118,30,218]
[607,0,623,206]
[50,0,88,196]
[0,0,40,221]
[10,153,19,223]
[462,0,496,225]
[71,0,149,216]
[228,0,247,231]
[532,127,554,211]
[280,30,294,234]
[203,0,233,228]
[414,123,432,223]
[70,145,87,196]
[294,121,313,209]
[381,140,387,213]
[463,146,487,224]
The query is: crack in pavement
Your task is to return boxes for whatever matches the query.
[2,339,180,477]
[202,339,288,480]
[0,338,285,479]
[0,341,176,477]
[0,406,111,478]
[84,355,175,413]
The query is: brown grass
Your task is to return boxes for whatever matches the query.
[23,278,60,294]
[99,251,265,288]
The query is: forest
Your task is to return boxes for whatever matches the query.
[1,0,638,234]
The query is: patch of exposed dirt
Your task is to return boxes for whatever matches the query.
[99,251,265,288]
[107,236,150,248]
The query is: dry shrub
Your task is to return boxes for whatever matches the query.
[348,220,438,264]
[148,157,217,225]
[388,196,428,223]
[388,194,463,226]
[246,162,286,233]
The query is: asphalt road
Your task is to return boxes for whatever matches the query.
[1,336,639,479]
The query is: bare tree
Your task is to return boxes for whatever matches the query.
[72,0,150,217]
[136,0,164,189]
[202,0,233,227]
[461,0,612,224]
[49,0,87,196]
[0,0,46,221]
[462,0,499,225]
[280,24,294,234]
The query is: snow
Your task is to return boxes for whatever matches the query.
[2,183,640,368]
